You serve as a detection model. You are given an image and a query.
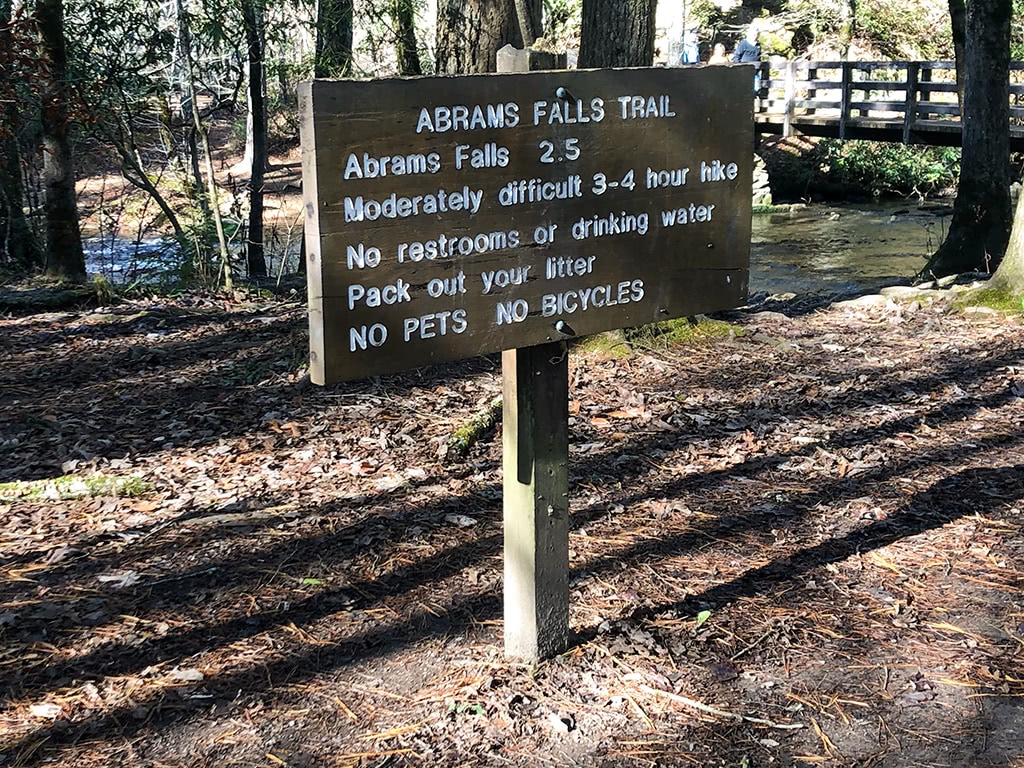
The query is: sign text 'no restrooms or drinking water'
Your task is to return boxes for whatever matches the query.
[300,67,752,384]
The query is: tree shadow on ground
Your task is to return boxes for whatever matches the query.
[1,321,1019,670]
[0,331,1018,654]
[0,307,505,482]
[3,454,1019,766]
[2,300,1022,765]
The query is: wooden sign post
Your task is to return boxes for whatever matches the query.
[497,46,570,661]
[299,63,753,661]
[502,343,569,659]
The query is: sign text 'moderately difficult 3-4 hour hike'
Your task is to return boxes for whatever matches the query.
[300,67,752,384]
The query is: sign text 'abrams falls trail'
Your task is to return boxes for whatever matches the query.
[300,67,752,385]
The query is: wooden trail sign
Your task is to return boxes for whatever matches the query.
[300,67,752,385]
[301,63,752,661]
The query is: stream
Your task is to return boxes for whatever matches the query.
[749,203,950,296]
[84,203,953,297]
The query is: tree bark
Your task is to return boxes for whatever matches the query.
[315,0,353,77]
[578,0,655,68]
[0,0,42,271]
[513,0,535,47]
[36,0,85,281]
[182,30,231,286]
[436,0,540,74]
[390,0,422,75]
[921,0,1011,279]
[987,190,1024,293]
[949,0,966,107]
[838,0,856,58]
[241,0,266,278]
[173,0,209,219]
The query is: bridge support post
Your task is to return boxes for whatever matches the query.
[839,62,852,140]
[807,65,817,116]
[783,61,796,137]
[903,62,919,145]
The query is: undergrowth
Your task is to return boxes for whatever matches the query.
[955,286,1024,314]
[0,474,150,501]
[626,316,743,348]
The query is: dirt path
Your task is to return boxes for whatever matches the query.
[1,287,1022,767]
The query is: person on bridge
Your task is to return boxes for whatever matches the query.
[681,27,700,64]
[731,24,761,63]
[732,24,763,94]
[709,43,729,64]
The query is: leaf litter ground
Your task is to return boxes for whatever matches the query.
[1,287,1023,767]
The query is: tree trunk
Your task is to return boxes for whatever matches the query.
[112,131,190,250]
[987,189,1024,293]
[578,0,655,68]
[315,0,353,77]
[174,0,208,219]
[241,0,266,278]
[182,30,231,286]
[436,0,540,74]
[921,0,1011,279]
[838,0,856,58]
[0,0,42,271]
[390,0,422,75]
[513,0,535,47]
[949,0,966,107]
[36,0,85,281]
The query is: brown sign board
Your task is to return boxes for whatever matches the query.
[300,67,752,385]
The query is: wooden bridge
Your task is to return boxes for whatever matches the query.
[753,60,1024,149]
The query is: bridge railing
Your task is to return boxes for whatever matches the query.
[753,60,1024,144]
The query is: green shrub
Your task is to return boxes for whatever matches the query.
[857,0,953,59]
[819,140,960,198]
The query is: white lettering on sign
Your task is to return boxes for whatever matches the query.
[303,71,752,380]
[615,95,676,119]
[346,243,382,269]
[532,97,605,126]
[571,211,649,240]
[415,103,520,133]
[397,229,520,263]
[534,224,558,244]
[402,309,468,341]
[496,299,529,325]
[345,187,484,221]
[538,138,581,164]
[498,175,583,206]
[481,265,531,295]
[455,143,509,169]
[426,272,466,297]
[591,170,636,195]
[348,280,412,309]
[700,160,739,182]
[545,255,596,279]
[646,166,690,188]
[660,203,716,227]
[349,323,388,351]
[343,151,441,179]
[541,280,645,316]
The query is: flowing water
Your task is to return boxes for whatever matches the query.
[85,203,953,296]
[749,203,952,296]
[84,237,182,285]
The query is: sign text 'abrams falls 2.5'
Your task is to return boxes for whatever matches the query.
[300,67,752,385]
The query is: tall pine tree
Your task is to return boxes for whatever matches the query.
[37,0,86,280]
[921,0,1011,278]
[578,0,655,68]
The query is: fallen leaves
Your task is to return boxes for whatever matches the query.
[0,292,1022,768]
[28,703,63,720]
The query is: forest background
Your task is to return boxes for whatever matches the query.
[2,0,1021,291]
